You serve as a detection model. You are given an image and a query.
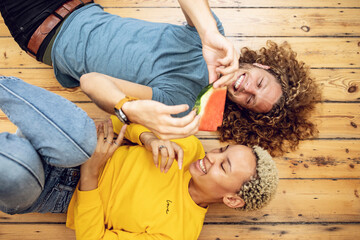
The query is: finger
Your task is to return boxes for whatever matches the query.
[157,114,200,140]
[164,157,174,173]
[113,124,127,147]
[106,119,114,143]
[159,104,189,115]
[217,56,232,67]
[217,56,239,73]
[213,72,235,88]
[216,44,237,66]
[103,120,109,139]
[164,143,175,173]
[96,123,100,137]
[155,118,199,140]
[162,110,197,128]
[152,145,159,168]
[216,63,238,76]
[175,144,184,170]
[95,124,102,151]
[97,123,104,139]
[159,146,168,172]
[208,66,219,84]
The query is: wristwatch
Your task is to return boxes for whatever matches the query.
[114,96,139,124]
[114,107,129,124]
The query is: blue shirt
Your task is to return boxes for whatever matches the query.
[52,3,225,116]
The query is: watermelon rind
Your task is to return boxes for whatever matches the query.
[193,84,214,115]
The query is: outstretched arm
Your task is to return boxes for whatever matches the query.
[178,0,239,87]
[80,72,200,139]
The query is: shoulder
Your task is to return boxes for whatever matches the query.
[173,136,205,164]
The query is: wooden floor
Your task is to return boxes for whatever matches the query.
[1,0,360,239]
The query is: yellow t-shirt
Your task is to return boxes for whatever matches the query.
[66,116,207,240]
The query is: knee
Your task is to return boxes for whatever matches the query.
[0,133,44,214]
[53,115,97,167]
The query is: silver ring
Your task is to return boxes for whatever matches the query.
[158,145,166,151]
[113,141,120,146]
[104,138,113,144]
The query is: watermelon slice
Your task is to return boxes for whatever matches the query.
[193,84,227,131]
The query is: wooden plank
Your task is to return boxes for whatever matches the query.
[0,223,359,240]
[199,224,360,240]
[2,8,360,37]
[0,224,75,240]
[0,40,46,69]
[0,212,66,223]
[1,37,359,69]
[311,68,360,102]
[1,180,359,224]
[1,102,360,138]
[311,103,360,138]
[233,38,360,69]
[105,8,360,37]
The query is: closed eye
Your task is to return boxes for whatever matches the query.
[247,95,253,104]
[258,78,263,88]
[221,162,226,172]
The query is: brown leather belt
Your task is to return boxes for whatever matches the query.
[27,0,93,58]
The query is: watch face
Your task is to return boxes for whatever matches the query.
[114,107,128,124]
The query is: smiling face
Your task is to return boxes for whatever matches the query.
[189,145,256,204]
[227,64,282,113]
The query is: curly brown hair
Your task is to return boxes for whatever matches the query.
[219,41,320,156]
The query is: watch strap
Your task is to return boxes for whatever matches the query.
[114,96,139,124]
[114,96,139,110]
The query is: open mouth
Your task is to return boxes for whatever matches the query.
[233,73,245,91]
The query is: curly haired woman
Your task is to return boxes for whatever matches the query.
[221,41,320,156]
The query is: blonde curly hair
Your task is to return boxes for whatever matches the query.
[236,146,278,211]
[219,40,320,156]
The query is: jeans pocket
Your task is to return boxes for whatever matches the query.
[36,183,76,213]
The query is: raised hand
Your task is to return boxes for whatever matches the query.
[202,31,240,88]
[79,119,127,191]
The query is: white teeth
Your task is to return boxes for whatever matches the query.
[199,158,207,174]
[234,74,245,90]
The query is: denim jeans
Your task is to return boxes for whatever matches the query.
[0,0,68,52]
[0,76,97,214]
